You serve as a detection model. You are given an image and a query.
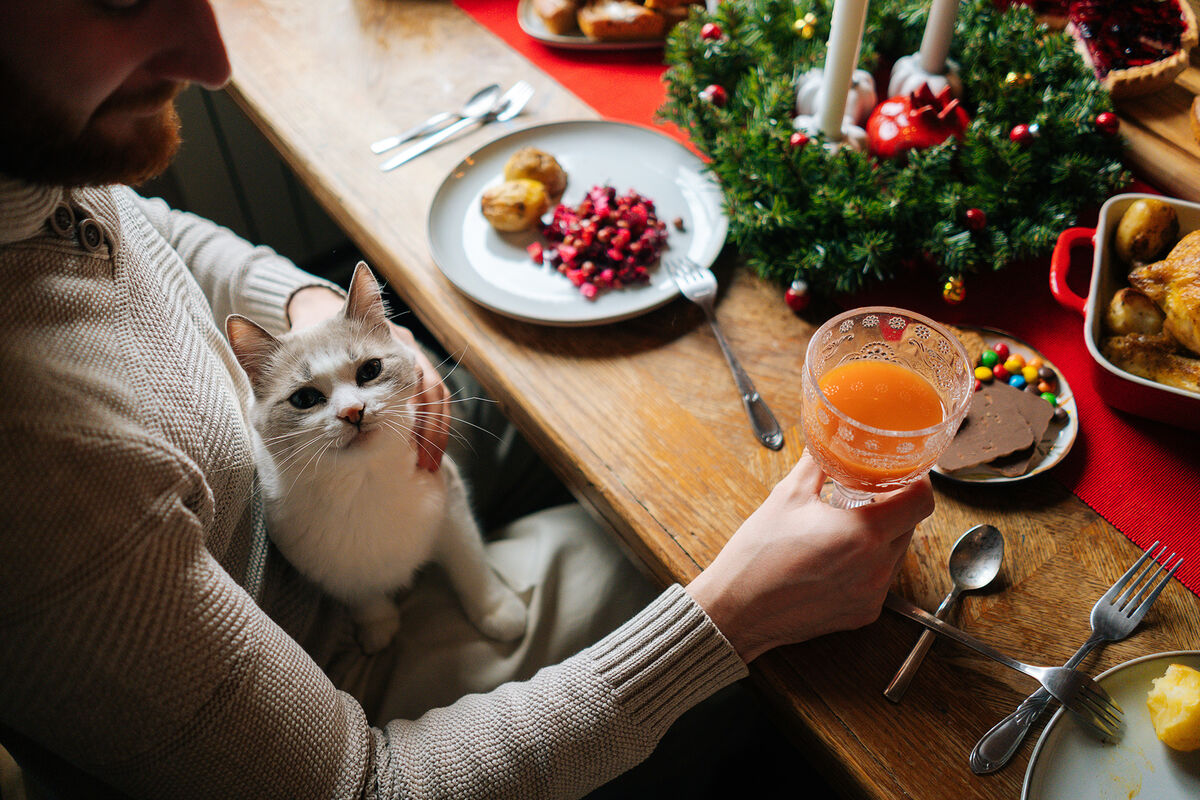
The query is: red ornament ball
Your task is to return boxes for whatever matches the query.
[789,131,810,149]
[865,84,970,160]
[1095,111,1119,136]
[700,22,723,40]
[965,208,987,231]
[1010,123,1038,145]
[784,279,810,312]
[699,84,728,107]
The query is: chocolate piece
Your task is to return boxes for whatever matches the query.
[938,383,1037,471]
[940,381,1058,474]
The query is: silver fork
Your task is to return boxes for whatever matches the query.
[885,592,1124,741]
[664,257,784,450]
[380,81,534,172]
[969,542,1182,773]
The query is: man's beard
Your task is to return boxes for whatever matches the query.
[0,72,184,188]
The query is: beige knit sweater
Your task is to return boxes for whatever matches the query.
[0,177,747,799]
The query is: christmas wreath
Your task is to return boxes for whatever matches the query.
[659,0,1130,300]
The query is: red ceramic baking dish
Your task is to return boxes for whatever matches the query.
[1050,192,1200,431]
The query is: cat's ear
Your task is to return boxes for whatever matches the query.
[226,314,281,388]
[344,261,389,335]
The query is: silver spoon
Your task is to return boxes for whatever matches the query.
[884,524,1005,702]
[370,83,501,154]
[380,81,534,172]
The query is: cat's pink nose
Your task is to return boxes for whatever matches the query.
[338,405,363,425]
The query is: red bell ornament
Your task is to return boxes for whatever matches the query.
[700,22,723,41]
[1010,122,1039,145]
[1095,111,1119,136]
[784,279,810,312]
[865,84,970,160]
[699,84,728,107]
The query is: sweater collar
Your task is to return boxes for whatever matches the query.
[0,174,123,251]
[0,175,63,245]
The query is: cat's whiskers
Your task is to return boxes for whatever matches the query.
[269,431,330,480]
[278,436,336,502]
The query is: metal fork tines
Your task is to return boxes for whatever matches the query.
[664,257,783,450]
[970,541,1183,773]
[885,592,1125,742]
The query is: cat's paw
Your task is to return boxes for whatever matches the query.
[352,603,401,654]
[473,590,527,642]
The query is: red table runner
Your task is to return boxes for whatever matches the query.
[455,0,1200,596]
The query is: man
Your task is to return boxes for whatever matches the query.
[0,2,934,798]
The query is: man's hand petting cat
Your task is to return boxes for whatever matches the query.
[685,452,934,664]
[286,285,450,472]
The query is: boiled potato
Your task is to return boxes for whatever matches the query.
[1147,663,1200,752]
[503,147,567,199]
[1105,287,1165,336]
[481,178,550,232]
[1114,198,1179,266]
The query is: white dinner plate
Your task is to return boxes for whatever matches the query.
[1024,651,1200,799]
[932,327,1078,483]
[426,120,727,326]
[516,0,666,50]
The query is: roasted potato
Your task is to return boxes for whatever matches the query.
[1105,287,1165,336]
[481,179,550,232]
[1148,663,1200,751]
[1114,198,1179,266]
[503,148,568,199]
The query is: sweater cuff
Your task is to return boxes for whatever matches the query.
[241,256,345,334]
[584,584,748,741]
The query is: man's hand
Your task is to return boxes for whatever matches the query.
[286,286,451,472]
[685,453,935,663]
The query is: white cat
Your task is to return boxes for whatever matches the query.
[226,262,526,653]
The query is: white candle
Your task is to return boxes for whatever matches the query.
[818,0,870,141]
[918,0,958,75]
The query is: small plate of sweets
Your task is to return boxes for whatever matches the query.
[932,326,1078,483]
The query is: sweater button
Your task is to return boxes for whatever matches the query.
[78,218,105,253]
[50,203,75,238]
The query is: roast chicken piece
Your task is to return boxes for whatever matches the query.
[1129,229,1200,356]
[1101,332,1200,394]
[1105,287,1165,336]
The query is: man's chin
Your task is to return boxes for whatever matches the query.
[0,103,182,188]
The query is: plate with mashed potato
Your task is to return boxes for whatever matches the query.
[1023,650,1200,799]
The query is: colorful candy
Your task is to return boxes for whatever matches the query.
[968,339,1068,414]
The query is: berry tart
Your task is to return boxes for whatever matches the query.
[1014,0,1198,98]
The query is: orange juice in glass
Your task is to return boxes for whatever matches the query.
[801,307,972,508]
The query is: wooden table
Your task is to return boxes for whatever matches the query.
[211,2,1200,797]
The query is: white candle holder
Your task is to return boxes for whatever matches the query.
[795,67,878,127]
[793,113,869,153]
[888,54,962,99]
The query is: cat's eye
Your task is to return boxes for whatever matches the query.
[288,387,325,409]
[356,358,382,385]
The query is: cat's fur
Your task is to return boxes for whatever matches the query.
[226,263,526,653]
